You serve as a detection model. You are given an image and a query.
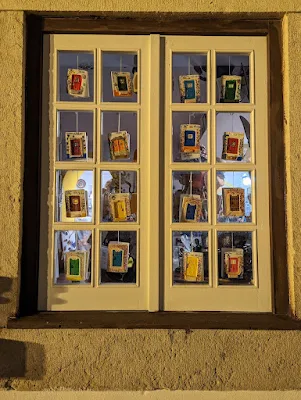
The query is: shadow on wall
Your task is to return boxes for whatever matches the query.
[0,277,13,304]
[0,278,45,380]
[0,277,19,328]
[0,339,45,379]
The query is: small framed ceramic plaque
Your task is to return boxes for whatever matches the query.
[180,195,202,222]
[65,132,88,159]
[107,241,130,273]
[222,188,245,217]
[111,72,133,97]
[65,189,88,218]
[222,248,244,279]
[108,131,130,160]
[220,75,241,103]
[67,69,89,98]
[65,250,87,281]
[179,75,200,103]
[222,132,244,161]
[182,251,204,282]
[109,193,131,222]
[180,124,201,160]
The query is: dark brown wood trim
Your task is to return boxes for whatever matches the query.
[42,17,270,36]
[8,312,301,330]
[19,14,44,316]
[268,21,289,315]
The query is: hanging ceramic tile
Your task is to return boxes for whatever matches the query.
[65,189,88,218]
[107,241,130,273]
[179,75,200,103]
[65,132,88,159]
[67,69,89,98]
[111,71,133,97]
[222,132,244,161]
[222,188,245,217]
[220,75,241,103]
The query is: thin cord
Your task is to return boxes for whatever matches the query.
[189,172,193,196]
[120,55,122,72]
[188,113,191,124]
[118,231,120,243]
[75,112,79,132]
[190,231,193,251]
[119,171,122,193]
[118,112,121,132]
[232,232,234,250]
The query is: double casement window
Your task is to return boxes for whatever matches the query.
[39,34,271,312]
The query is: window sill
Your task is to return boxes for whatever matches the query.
[7,312,301,330]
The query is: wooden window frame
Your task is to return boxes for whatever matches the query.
[9,14,300,329]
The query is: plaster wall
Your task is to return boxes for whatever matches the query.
[1,2,301,392]
[3,392,301,399]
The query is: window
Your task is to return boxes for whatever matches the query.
[38,32,271,313]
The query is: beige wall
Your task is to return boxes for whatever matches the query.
[1,1,301,392]
[2,392,301,400]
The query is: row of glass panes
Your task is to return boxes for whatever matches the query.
[53,229,255,286]
[57,51,251,104]
[56,110,252,164]
[54,169,254,224]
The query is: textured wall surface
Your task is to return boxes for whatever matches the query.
[285,14,301,319]
[0,12,24,327]
[3,392,301,399]
[0,329,301,391]
[0,0,298,13]
[0,4,301,392]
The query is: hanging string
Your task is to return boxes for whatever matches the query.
[120,55,123,72]
[119,171,122,193]
[188,56,191,75]
[189,172,193,196]
[75,111,79,133]
[190,231,193,251]
[229,55,231,75]
[77,55,79,69]
[232,232,234,250]
[188,113,192,124]
[117,112,121,132]
[117,231,120,243]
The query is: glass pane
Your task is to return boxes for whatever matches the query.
[55,170,94,223]
[172,53,207,103]
[100,231,137,284]
[172,231,209,285]
[172,171,208,223]
[172,112,207,162]
[218,231,254,285]
[101,171,137,222]
[216,53,250,103]
[101,111,137,162]
[102,52,138,103]
[54,230,92,285]
[216,170,252,223]
[58,51,94,102]
[216,112,251,163]
[57,110,94,162]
